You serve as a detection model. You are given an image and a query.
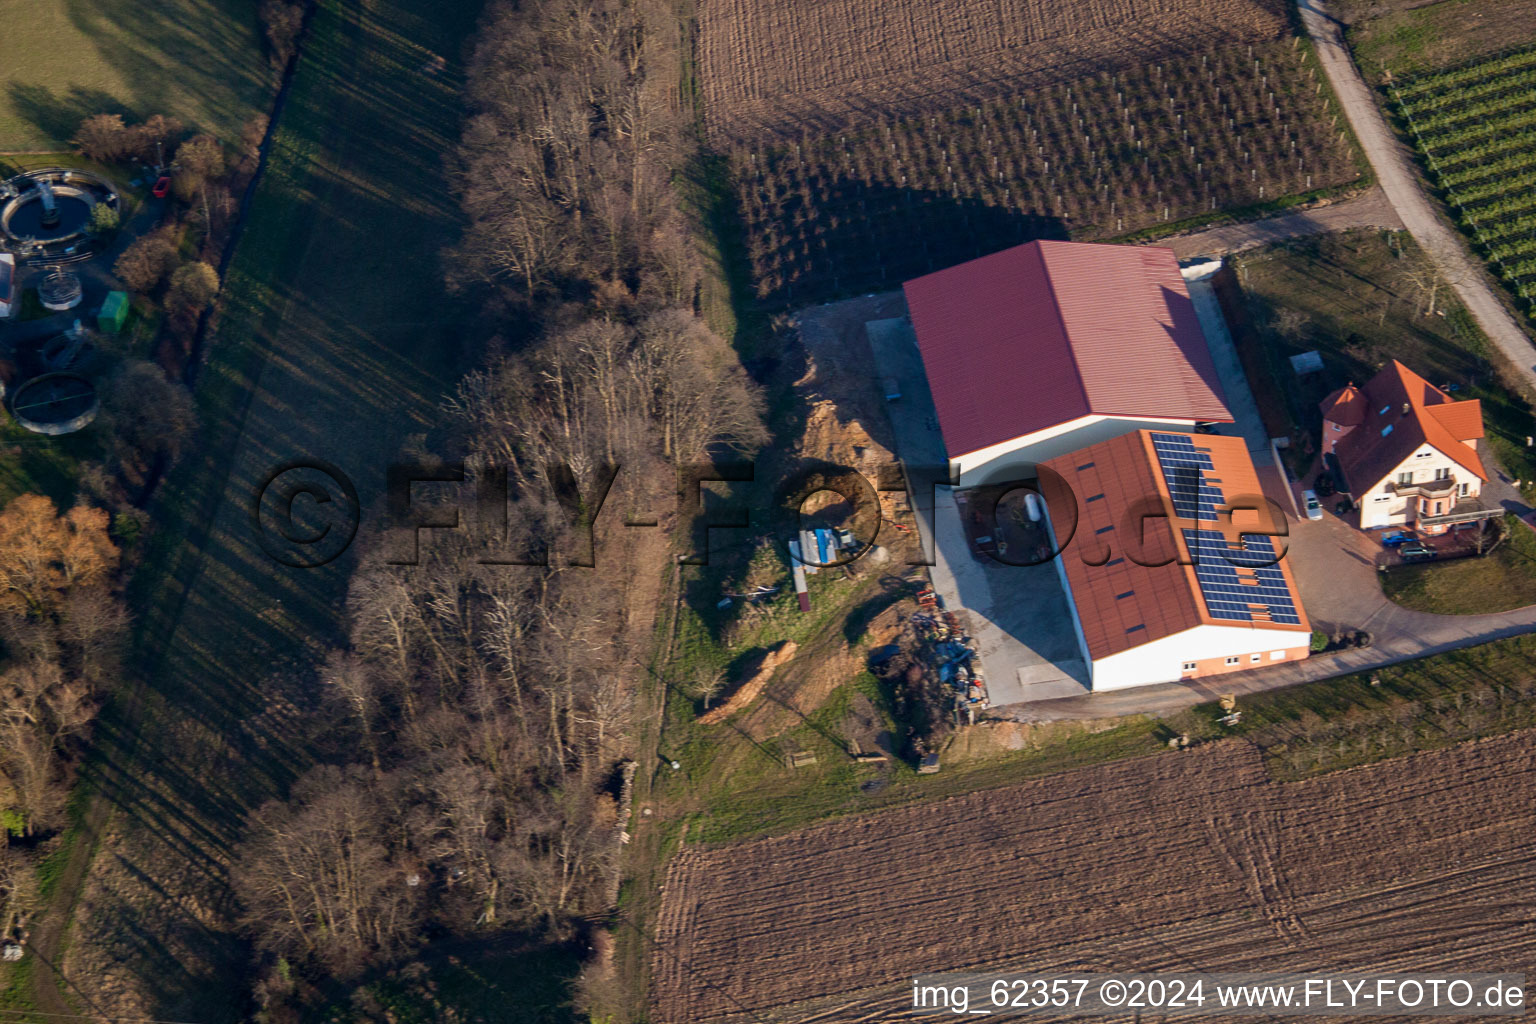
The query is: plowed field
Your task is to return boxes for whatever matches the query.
[698,0,1290,142]
[651,734,1536,1022]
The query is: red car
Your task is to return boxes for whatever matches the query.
[151,175,171,198]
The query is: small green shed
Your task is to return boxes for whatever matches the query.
[98,291,129,334]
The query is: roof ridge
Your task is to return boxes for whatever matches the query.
[1033,242,1096,418]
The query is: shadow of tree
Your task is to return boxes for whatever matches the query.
[738,179,1070,309]
[5,83,136,150]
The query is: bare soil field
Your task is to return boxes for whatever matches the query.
[699,0,1290,142]
[651,733,1536,1022]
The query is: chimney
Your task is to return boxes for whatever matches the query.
[1401,402,1410,416]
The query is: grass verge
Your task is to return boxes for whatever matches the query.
[1381,515,1536,613]
[1175,631,1536,779]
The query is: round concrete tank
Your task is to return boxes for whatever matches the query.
[9,373,98,435]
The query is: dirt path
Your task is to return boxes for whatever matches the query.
[1159,185,1403,259]
[1297,0,1536,394]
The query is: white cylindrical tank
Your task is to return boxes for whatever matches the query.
[1025,492,1042,522]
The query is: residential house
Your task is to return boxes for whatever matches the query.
[1320,361,1489,534]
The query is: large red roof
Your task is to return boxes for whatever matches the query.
[903,240,1232,459]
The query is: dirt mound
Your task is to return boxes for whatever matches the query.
[942,717,1130,762]
[699,641,799,725]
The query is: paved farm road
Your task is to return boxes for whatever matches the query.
[1297,0,1536,394]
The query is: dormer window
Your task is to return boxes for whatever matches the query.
[1381,424,1394,437]
[1379,405,1391,415]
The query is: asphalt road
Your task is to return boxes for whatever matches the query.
[1297,0,1536,394]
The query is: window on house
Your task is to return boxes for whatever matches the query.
[1225,656,1240,665]
[1434,467,1450,480]
[1379,405,1391,415]
[1250,653,1262,663]
[1375,495,1391,502]
[1270,650,1286,660]
[1397,471,1414,485]
[1460,482,1470,496]
[1416,451,1432,457]
[1182,662,1197,671]
[1332,424,1341,431]
[1382,425,1394,437]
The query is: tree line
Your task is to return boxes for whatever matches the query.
[238,1,762,1019]
[0,497,125,946]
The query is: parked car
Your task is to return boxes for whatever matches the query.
[1381,531,1416,548]
[1302,489,1323,521]
[151,175,171,198]
[1400,545,1438,562]
[0,253,13,319]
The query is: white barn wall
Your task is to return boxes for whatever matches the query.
[1042,504,1093,671]
[953,414,1202,489]
[1090,622,1310,691]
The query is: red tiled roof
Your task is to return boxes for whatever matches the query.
[903,241,1232,459]
[1325,361,1486,491]
[1319,383,1368,427]
[1041,431,1308,661]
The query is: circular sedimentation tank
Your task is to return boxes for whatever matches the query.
[9,373,98,435]
[37,267,83,311]
[0,168,119,263]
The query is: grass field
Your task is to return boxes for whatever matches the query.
[1345,0,1536,81]
[31,0,487,1018]
[0,416,98,507]
[1381,515,1536,614]
[1193,631,1536,777]
[1229,230,1536,490]
[0,0,274,151]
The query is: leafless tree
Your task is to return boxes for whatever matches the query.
[234,766,421,976]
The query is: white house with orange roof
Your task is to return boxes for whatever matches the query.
[1320,361,1491,534]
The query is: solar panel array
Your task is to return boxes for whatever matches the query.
[1146,433,1302,625]
[1182,529,1303,625]
[1149,433,1222,521]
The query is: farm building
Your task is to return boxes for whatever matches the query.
[1321,361,1494,535]
[1040,430,1310,690]
[903,240,1233,489]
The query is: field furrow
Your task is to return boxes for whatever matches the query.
[652,734,1536,1023]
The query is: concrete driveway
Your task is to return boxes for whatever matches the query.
[865,315,1090,705]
